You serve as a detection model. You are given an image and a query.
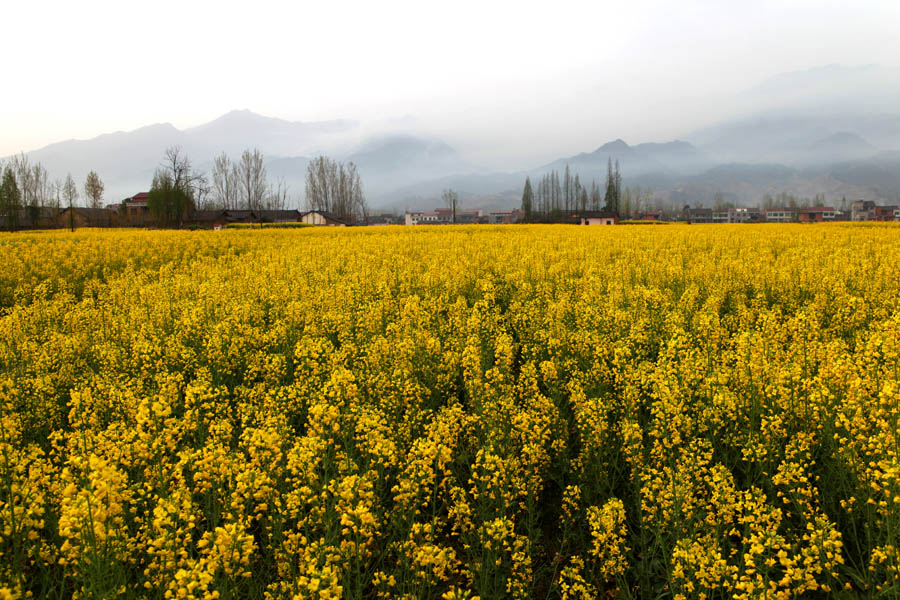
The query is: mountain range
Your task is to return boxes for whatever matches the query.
[9,64,900,211]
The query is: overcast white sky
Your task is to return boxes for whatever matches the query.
[2,0,899,165]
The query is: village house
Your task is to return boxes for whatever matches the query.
[455,210,487,224]
[366,213,400,225]
[851,200,877,221]
[487,209,524,224]
[729,207,752,223]
[875,205,900,222]
[685,207,713,223]
[183,210,229,229]
[576,211,618,225]
[405,210,446,225]
[301,210,348,226]
[765,208,796,222]
[256,209,304,223]
[404,208,485,225]
[797,206,838,223]
[222,210,256,224]
[124,192,152,226]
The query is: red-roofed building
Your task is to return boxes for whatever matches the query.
[875,205,899,221]
[797,206,838,223]
[124,192,151,225]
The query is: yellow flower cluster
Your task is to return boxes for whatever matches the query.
[1,223,899,598]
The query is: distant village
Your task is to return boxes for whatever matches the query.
[404,200,900,225]
[3,195,899,231]
[3,146,899,231]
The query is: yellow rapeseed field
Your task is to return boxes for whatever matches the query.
[1,224,899,599]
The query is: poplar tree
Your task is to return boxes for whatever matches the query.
[84,170,105,209]
[62,173,78,231]
[604,158,620,215]
[0,166,21,231]
[590,180,602,210]
[442,188,459,224]
[304,156,367,223]
[521,177,534,221]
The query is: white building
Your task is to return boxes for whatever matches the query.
[765,209,795,222]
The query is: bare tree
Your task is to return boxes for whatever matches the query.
[237,149,268,211]
[442,188,459,224]
[0,164,21,231]
[84,170,105,209]
[27,163,47,225]
[194,172,212,210]
[33,164,51,209]
[63,173,79,231]
[267,177,289,211]
[147,147,204,226]
[162,146,204,196]
[211,153,239,210]
[304,156,367,223]
[11,154,31,206]
[305,155,336,213]
[52,178,64,227]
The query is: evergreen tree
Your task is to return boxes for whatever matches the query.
[604,158,619,215]
[614,160,622,210]
[0,166,21,231]
[521,177,534,221]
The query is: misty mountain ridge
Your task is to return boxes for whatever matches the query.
[807,132,876,162]
[9,64,900,210]
[15,111,464,202]
[688,113,898,165]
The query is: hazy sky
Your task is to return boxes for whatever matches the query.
[3,0,899,165]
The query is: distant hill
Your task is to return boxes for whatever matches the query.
[538,138,713,181]
[10,64,900,211]
[819,152,900,197]
[808,132,877,163]
[24,123,184,200]
[687,114,898,165]
[14,112,461,203]
[389,141,900,211]
[182,109,355,159]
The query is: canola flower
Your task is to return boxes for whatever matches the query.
[0,223,899,599]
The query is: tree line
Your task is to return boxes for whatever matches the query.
[520,158,630,220]
[303,156,367,223]
[1,144,370,231]
[0,153,106,231]
[147,148,368,226]
[207,149,289,213]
